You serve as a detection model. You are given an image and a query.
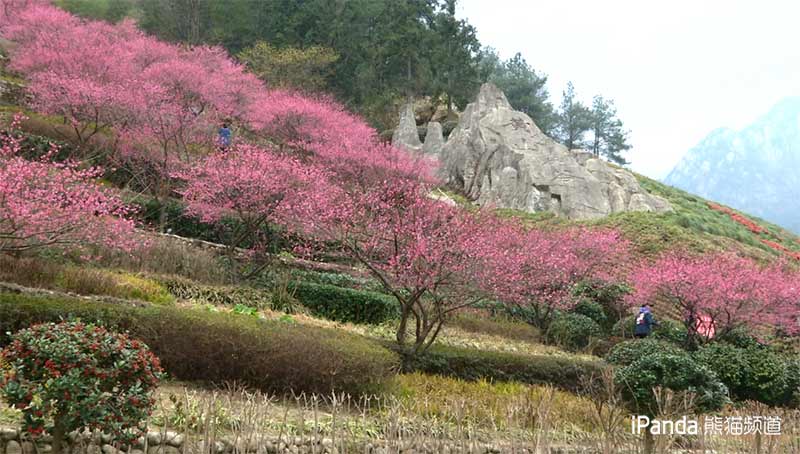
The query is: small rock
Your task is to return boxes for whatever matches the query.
[213,441,226,454]
[163,433,183,448]
[5,441,21,454]
[36,445,52,454]
[146,433,162,446]
[101,444,118,454]
[0,429,17,441]
[87,444,102,454]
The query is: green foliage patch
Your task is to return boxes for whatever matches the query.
[0,292,398,395]
[289,281,398,325]
[546,313,602,351]
[393,343,606,393]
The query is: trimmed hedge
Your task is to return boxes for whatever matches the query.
[155,275,272,308]
[285,269,383,293]
[391,343,607,393]
[0,292,398,395]
[289,281,398,324]
[693,343,795,406]
[605,338,684,366]
[615,350,729,416]
[546,313,602,350]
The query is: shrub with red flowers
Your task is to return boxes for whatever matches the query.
[0,321,162,454]
[707,202,766,234]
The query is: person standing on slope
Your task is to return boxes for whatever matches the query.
[218,122,232,150]
[634,303,657,338]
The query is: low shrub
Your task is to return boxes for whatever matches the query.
[611,315,636,338]
[605,338,685,367]
[546,313,602,350]
[0,292,398,395]
[0,321,162,443]
[716,326,761,349]
[155,275,272,308]
[571,280,631,325]
[289,281,398,325]
[693,343,792,406]
[392,343,606,393]
[394,372,597,432]
[449,314,541,343]
[650,318,688,345]
[570,300,607,328]
[285,269,383,292]
[0,256,173,304]
[97,237,229,285]
[614,350,729,416]
[612,315,686,344]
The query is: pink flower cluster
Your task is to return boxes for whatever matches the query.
[627,252,800,341]
[0,116,137,253]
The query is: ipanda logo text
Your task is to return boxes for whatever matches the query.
[631,415,782,436]
[632,416,699,435]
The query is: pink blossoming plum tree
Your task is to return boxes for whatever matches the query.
[627,253,800,347]
[178,144,326,277]
[0,118,137,254]
[501,227,629,329]
[307,179,513,355]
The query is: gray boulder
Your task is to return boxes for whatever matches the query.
[438,83,671,220]
[422,121,444,155]
[391,102,422,153]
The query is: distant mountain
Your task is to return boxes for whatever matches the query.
[665,98,800,234]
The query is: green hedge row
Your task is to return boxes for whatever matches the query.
[0,292,398,395]
[289,281,398,325]
[155,275,272,308]
[390,343,607,393]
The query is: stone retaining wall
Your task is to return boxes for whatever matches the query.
[0,427,597,454]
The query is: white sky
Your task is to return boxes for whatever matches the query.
[457,0,800,179]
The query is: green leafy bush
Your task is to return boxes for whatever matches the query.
[393,343,606,393]
[571,280,631,325]
[284,269,383,292]
[716,326,761,349]
[156,275,272,308]
[614,350,729,417]
[605,338,685,366]
[612,315,686,344]
[0,293,398,395]
[611,315,636,339]
[570,300,607,327]
[450,314,541,343]
[693,343,792,406]
[650,318,688,345]
[0,321,162,446]
[546,313,601,350]
[289,281,398,324]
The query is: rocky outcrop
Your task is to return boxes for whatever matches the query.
[437,83,671,220]
[391,102,422,153]
[422,121,444,155]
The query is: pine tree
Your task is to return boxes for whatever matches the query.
[555,82,591,150]
[590,95,631,165]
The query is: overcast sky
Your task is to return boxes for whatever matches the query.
[456,0,800,180]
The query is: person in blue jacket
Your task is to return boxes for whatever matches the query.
[218,122,232,150]
[634,304,657,338]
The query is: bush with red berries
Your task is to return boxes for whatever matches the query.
[0,321,162,452]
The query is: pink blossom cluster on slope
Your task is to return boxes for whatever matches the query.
[0,1,432,184]
[627,252,800,339]
[0,117,137,253]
